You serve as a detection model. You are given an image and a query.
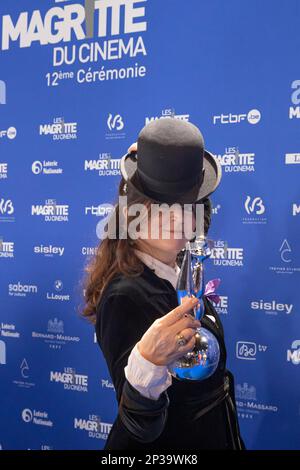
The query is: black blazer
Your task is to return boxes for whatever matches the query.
[95,262,245,450]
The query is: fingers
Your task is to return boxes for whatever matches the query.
[127,142,137,153]
[176,327,197,344]
[170,315,200,335]
[175,334,196,357]
[162,296,199,326]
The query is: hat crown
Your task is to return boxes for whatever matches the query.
[137,119,204,186]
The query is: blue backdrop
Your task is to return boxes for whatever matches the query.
[0,0,299,450]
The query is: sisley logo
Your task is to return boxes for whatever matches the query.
[33,244,64,257]
[251,300,293,315]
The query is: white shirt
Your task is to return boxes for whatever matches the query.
[124,248,215,401]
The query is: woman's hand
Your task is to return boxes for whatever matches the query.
[137,296,201,366]
[127,142,137,153]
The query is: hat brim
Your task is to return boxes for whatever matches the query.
[120,149,222,204]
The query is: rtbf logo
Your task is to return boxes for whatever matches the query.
[213,109,261,125]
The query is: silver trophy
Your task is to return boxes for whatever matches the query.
[168,236,220,381]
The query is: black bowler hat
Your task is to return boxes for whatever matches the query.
[120,118,222,204]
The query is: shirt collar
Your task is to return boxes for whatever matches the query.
[134,249,180,290]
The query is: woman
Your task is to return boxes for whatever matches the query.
[83,118,245,450]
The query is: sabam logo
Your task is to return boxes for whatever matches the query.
[292,203,300,216]
[8,282,38,297]
[32,160,63,175]
[215,147,255,173]
[84,153,121,176]
[0,340,6,365]
[210,241,244,267]
[31,200,69,222]
[47,318,64,334]
[289,80,300,119]
[211,296,228,315]
[21,408,53,427]
[39,118,77,140]
[33,244,65,257]
[236,341,267,360]
[279,239,292,263]
[74,415,112,440]
[0,239,14,258]
[0,80,6,104]
[251,300,293,315]
[50,368,88,392]
[0,163,8,179]
[287,340,300,365]
[145,109,190,125]
[213,109,261,125]
[0,1,147,50]
[236,383,257,401]
[0,127,17,139]
[285,153,300,165]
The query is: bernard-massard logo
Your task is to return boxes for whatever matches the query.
[50,367,88,392]
[210,240,244,267]
[39,117,77,140]
[84,153,121,177]
[32,318,80,350]
[269,239,300,275]
[31,199,69,222]
[74,414,113,441]
[236,382,278,419]
[0,237,14,258]
[145,108,190,125]
[213,109,261,125]
[243,196,267,225]
[46,280,70,302]
[215,147,255,173]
